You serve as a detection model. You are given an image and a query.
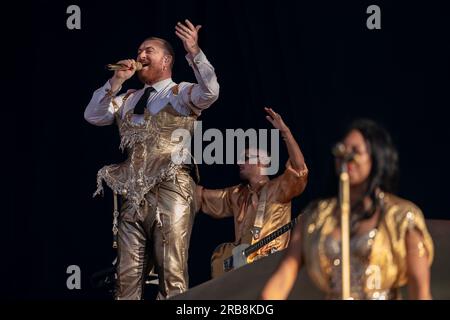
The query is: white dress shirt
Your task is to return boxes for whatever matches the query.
[84,50,220,126]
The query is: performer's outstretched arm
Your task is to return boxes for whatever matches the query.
[265,107,308,202]
[176,20,220,113]
[265,107,307,173]
[195,185,234,219]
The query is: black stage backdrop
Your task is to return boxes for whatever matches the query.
[6,0,450,299]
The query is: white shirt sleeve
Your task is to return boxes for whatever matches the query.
[180,50,220,115]
[84,80,123,126]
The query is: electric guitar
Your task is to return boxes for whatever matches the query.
[210,216,299,278]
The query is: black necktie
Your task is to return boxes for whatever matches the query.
[133,87,155,115]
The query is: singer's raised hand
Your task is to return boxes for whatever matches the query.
[112,59,137,81]
[175,19,202,57]
[110,59,137,91]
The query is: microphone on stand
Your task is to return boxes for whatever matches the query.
[332,142,354,299]
[105,61,148,71]
[332,143,356,162]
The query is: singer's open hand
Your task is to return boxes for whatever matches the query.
[175,19,202,57]
[265,107,289,134]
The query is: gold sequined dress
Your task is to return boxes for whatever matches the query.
[301,193,434,299]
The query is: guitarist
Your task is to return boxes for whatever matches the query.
[196,107,308,275]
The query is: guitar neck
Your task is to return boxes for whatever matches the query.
[244,216,299,257]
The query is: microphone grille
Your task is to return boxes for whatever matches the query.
[332,143,346,157]
[135,61,143,71]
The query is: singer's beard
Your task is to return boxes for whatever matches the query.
[137,65,164,86]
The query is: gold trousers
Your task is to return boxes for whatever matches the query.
[115,170,196,299]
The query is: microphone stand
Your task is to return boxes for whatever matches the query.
[339,159,351,300]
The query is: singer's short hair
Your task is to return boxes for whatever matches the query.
[143,37,175,68]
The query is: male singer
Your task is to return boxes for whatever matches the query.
[84,19,219,299]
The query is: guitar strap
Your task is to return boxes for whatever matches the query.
[251,185,268,242]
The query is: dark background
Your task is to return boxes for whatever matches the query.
[6,0,450,299]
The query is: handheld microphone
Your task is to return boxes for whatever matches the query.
[106,61,148,71]
[332,143,355,162]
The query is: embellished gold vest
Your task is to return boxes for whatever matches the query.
[94,92,198,212]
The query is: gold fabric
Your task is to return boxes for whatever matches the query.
[94,103,197,214]
[301,193,434,299]
[94,97,199,299]
[116,170,196,299]
[198,162,308,262]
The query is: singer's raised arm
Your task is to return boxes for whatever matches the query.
[175,20,220,115]
[84,59,136,126]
